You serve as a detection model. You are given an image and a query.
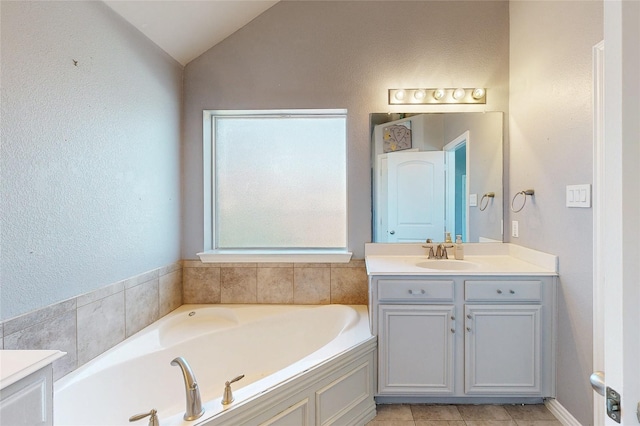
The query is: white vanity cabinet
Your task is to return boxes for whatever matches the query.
[369,274,556,403]
[375,279,456,395]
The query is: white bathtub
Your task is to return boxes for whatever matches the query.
[54,304,376,426]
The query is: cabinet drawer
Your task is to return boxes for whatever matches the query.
[465,280,541,302]
[378,279,454,302]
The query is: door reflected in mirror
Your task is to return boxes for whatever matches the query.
[371,112,503,243]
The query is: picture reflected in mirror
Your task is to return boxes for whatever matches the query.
[371,112,503,243]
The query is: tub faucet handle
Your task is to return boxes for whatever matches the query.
[222,374,245,405]
[129,409,159,426]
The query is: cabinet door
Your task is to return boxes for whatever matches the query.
[378,305,455,394]
[465,305,541,394]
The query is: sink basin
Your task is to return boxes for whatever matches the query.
[415,259,480,271]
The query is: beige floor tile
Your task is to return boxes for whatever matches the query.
[414,421,466,426]
[366,421,415,426]
[457,405,511,421]
[503,405,557,420]
[374,404,414,421]
[465,421,517,426]
[411,405,463,421]
[514,421,563,426]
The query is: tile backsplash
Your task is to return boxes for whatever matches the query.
[1,258,368,380]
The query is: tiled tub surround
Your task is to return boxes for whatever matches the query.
[1,259,368,381]
[0,262,183,380]
[182,259,369,305]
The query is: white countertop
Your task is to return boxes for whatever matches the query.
[365,243,558,276]
[0,350,66,389]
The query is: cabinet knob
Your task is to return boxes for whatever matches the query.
[408,289,426,295]
[510,289,515,294]
[466,327,472,332]
[466,314,472,319]
[450,328,455,333]
[497,289,503,294]
[450,316,455,320]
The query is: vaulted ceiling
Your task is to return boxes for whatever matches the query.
[104,1,280,66]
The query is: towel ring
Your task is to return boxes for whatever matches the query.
[479,192,495,211]
[511,189,535,213]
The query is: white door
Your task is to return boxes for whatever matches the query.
[386,151,445,242]
[594,2,640,424]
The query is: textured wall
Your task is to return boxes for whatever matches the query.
[182,1,510,259]
[509,2,602,424]
[0,1,183,320]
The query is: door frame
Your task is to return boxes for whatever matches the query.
[592,39,605,426]
[444,131,470,241]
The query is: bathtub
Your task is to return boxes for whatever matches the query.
[54,304,376,426]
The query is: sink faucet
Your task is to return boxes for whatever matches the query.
[423,239,453,259]
[435,243,451,259]
[171,357,204,421]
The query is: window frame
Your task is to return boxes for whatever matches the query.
[199,109,352,263]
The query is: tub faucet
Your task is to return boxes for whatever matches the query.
[171,357,204,421]
[129,409,159,426]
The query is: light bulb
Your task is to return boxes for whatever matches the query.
[453,88,466,100]
[414,89,426,101]
[433,89,445,100]
[472,88,486,100]
[394,90,406,101]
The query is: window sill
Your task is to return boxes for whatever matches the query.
[196,249,353,264]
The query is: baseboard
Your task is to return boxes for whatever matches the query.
[545,398,582,426]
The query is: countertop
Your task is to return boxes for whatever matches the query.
[0,350,66,390]
[365,243,558,276]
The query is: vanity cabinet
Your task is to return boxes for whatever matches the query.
[369,275,556,402]
[378,304,455,394]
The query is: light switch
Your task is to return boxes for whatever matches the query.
[566,184,591,208]
[469,193,478,207]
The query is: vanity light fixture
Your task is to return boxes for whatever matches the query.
[388,88,487,105]
[452,88,466,100]
[414,89,426,100]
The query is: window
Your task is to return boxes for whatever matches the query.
[200,109,351,263]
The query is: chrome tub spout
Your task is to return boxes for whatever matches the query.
[170,356,204,421]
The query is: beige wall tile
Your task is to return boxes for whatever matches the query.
[330,266,368,304]
[331,259,366,268]
[159,269,183,316]
[183,267,221,303]
[257,267,294,303]
[221,267,257,303]
[3,298,76,335]
[76,280,124,307]
[77,292,125,365]
[125,279,159,337]
[124,269,159,289]
[158,261,182,276]
[4,310,77,380]
[294,267,330,304]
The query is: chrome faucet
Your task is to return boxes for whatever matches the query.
[171,357,204,421]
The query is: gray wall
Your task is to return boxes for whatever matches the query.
[509,2,602,424]
[0,1,183,321]
[182,0,510,259]
[443,113,503,242]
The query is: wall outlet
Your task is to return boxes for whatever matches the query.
[511,220,519,238]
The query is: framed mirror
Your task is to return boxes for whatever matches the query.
[371,112,503,243]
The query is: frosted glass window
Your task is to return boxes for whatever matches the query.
[213,111,347,249]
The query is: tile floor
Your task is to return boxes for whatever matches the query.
[366,404,563,426]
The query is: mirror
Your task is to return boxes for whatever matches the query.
[371,112,503,243]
